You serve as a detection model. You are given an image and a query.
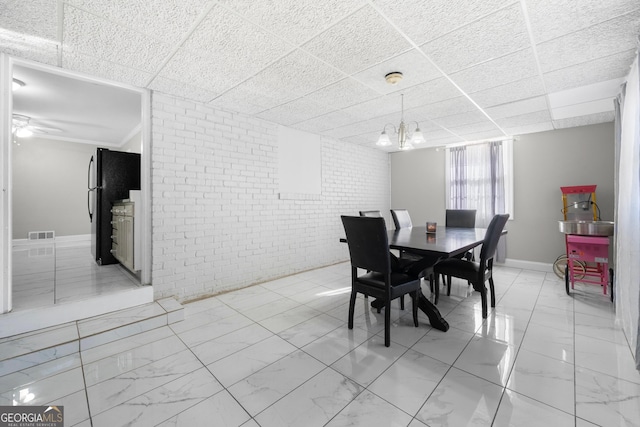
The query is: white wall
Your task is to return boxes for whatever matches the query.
[12,136,97,238]
[151,93,389,302]
[390,122,615,265]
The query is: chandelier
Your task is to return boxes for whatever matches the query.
[375,72,425,151]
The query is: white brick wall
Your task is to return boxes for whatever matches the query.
[151,93,390,302]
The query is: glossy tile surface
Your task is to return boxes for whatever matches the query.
[11,242,140,311]
[1,263,639,426]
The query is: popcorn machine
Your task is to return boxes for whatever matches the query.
[558,185,614,300]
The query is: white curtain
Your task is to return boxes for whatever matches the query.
[446,140,511,227]
[614,47,640,370]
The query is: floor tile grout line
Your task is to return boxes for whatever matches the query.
[76,320,94,427]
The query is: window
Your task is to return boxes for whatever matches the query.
[445,139,513,227]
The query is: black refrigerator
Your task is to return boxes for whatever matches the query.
[88,148,141,265]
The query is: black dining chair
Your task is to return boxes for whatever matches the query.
[441,209,478,292]
[390,209,441,305]
[433,213,509,318]
[445,209,477,228]
[341,215,421,347]
[359,210,382,217]
[390,209,412,229]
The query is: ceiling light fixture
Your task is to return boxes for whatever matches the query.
[12,78,25,91]
[376,72,425,151]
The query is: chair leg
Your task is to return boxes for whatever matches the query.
[400,295,405,310]
[489,277,496,308]
[479,285,488,318]
[446,275,452,296]
[384,300,391,347]
[412,292,419,327]
[348,291,357,329]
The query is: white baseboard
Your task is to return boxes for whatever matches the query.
[501,258,554,272]
[13,234,91,248]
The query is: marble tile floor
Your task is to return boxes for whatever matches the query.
[11,242,140,311]
[1,263,639,426]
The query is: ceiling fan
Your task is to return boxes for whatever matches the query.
[12,114,61,138]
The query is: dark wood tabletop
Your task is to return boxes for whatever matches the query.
[388,226,489,258]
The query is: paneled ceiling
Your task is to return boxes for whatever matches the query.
[1,0,639,150]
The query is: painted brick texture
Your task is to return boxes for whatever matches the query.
[151,93,389,302]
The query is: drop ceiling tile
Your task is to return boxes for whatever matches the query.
[460,129,507,142]
[422,129,460,142]
[526,0,640,43]
[484,97,549,120]
[350,49,443,94]
[450,49,539,94]
[302,5,412,74]
[371,0,514,45]
[257,97,333,125]
[325,119,381,139]
[215,0,366,45]
[294,110,363,133]
[419,3,530,73]
[503,122,554,135]
[536,10,640,73]
[0,0,57,41]
[422,134,466,147]
[433,111,489,129]
[543,49,637,93]
[63,5,174,73]
[471,76,546,108]
[0,34,59,66]
[182,5,293,77]
[446,120,504,137]
[208,83,289,116]
[65,0,211,45]
[340,97,397,121]
[495,109,552,128]
[406,97,478,121]
[305,78,380,110]
[158,48,237,96]
[401,77,464,106]
[241,50,344,102]
[149,76,218,104]
[63,52,152,88]
[552,111,615,129]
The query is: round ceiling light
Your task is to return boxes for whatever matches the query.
[384,72,403,85]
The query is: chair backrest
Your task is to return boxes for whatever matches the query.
[359,210,381,217]
[341,216,390,274]
[390,209,412,229]
[479,214,510,264]
[446,209,477,228]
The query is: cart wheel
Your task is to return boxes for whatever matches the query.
[565,265,571,295]
[553,255,568,279]
[609,268,614,302]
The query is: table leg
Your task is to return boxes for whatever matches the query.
[417,291,449,332]
[370,291,448,332]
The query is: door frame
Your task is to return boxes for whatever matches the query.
[0,54,152,315]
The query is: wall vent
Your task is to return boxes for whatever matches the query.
[28,231,55,240]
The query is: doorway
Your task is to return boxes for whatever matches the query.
[1,55,152,335]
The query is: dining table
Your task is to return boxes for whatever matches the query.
[342,225,499,332]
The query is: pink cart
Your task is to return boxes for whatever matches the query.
[559,185,614,301]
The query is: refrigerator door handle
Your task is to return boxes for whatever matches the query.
[88,155,95,221]
[88,155,96,190]
[88,189,94,222]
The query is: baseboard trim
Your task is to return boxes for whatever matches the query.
[13,234,91,248]
[501,258,554,272]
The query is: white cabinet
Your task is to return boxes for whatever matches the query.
[111,201,135,273]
